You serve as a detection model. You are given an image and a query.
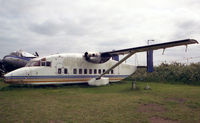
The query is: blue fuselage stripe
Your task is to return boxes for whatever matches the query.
[6,75,129,79]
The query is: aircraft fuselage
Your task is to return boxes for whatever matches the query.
[4,53,136,85]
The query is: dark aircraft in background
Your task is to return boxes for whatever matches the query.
[0,50,38,76]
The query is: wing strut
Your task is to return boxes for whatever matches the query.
[96,51,136,80]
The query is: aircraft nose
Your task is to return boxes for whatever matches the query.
[4,72,11,78]
[4,67,29,77]
[4,67,30,84]
[4,72,13,84]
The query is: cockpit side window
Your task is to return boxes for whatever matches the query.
[41,62,46,66]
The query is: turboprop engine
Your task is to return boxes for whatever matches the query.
[84,52,111,64]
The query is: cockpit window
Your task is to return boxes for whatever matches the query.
[41,62,46,66]
[34,61,40,66]
[26,60,51,67]
[26,61,40,67]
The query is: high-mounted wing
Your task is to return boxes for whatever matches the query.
[95,39,198,80]
[101,39,198,56]
[84,39,198,64]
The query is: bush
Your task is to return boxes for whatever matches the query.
[131,62,200,85]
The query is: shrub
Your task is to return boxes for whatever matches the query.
[131,62,200,85]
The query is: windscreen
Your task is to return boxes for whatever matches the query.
[26,61,40,67]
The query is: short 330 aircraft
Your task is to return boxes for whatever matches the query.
[4,39,198,86]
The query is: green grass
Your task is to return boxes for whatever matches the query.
[0,79,200,123]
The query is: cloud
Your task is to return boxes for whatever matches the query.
[29,18,88,36]
[0,0,38,19]
[0,0,200,65]
[29,21,62,36]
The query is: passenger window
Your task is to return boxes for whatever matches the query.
[111,70,114,74]
[103,69,105,73]
[41,62,46,66]
[94,69,97,74]
[89,69,92,74]
[79,69,82,74]
[64,68,68,74]
[46,61,51,67]
[84,69,87,74]
[73,69,77,74]
[98,69,101,74]
[58,68,62,74]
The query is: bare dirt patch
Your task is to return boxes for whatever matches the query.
[149,116,178,123]
[138,103,166,113]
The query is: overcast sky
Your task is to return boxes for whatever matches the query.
[0,0,200,65]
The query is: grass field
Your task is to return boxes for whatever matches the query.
[0,78,200,123]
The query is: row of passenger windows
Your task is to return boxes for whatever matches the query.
[58,68,114,75]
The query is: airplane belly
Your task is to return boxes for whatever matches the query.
[4,74,129,85]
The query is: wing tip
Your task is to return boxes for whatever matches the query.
[189,39,199,44]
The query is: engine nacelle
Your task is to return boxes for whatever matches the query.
[84,52,110,64]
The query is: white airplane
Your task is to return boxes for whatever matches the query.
[4,39,198,86]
